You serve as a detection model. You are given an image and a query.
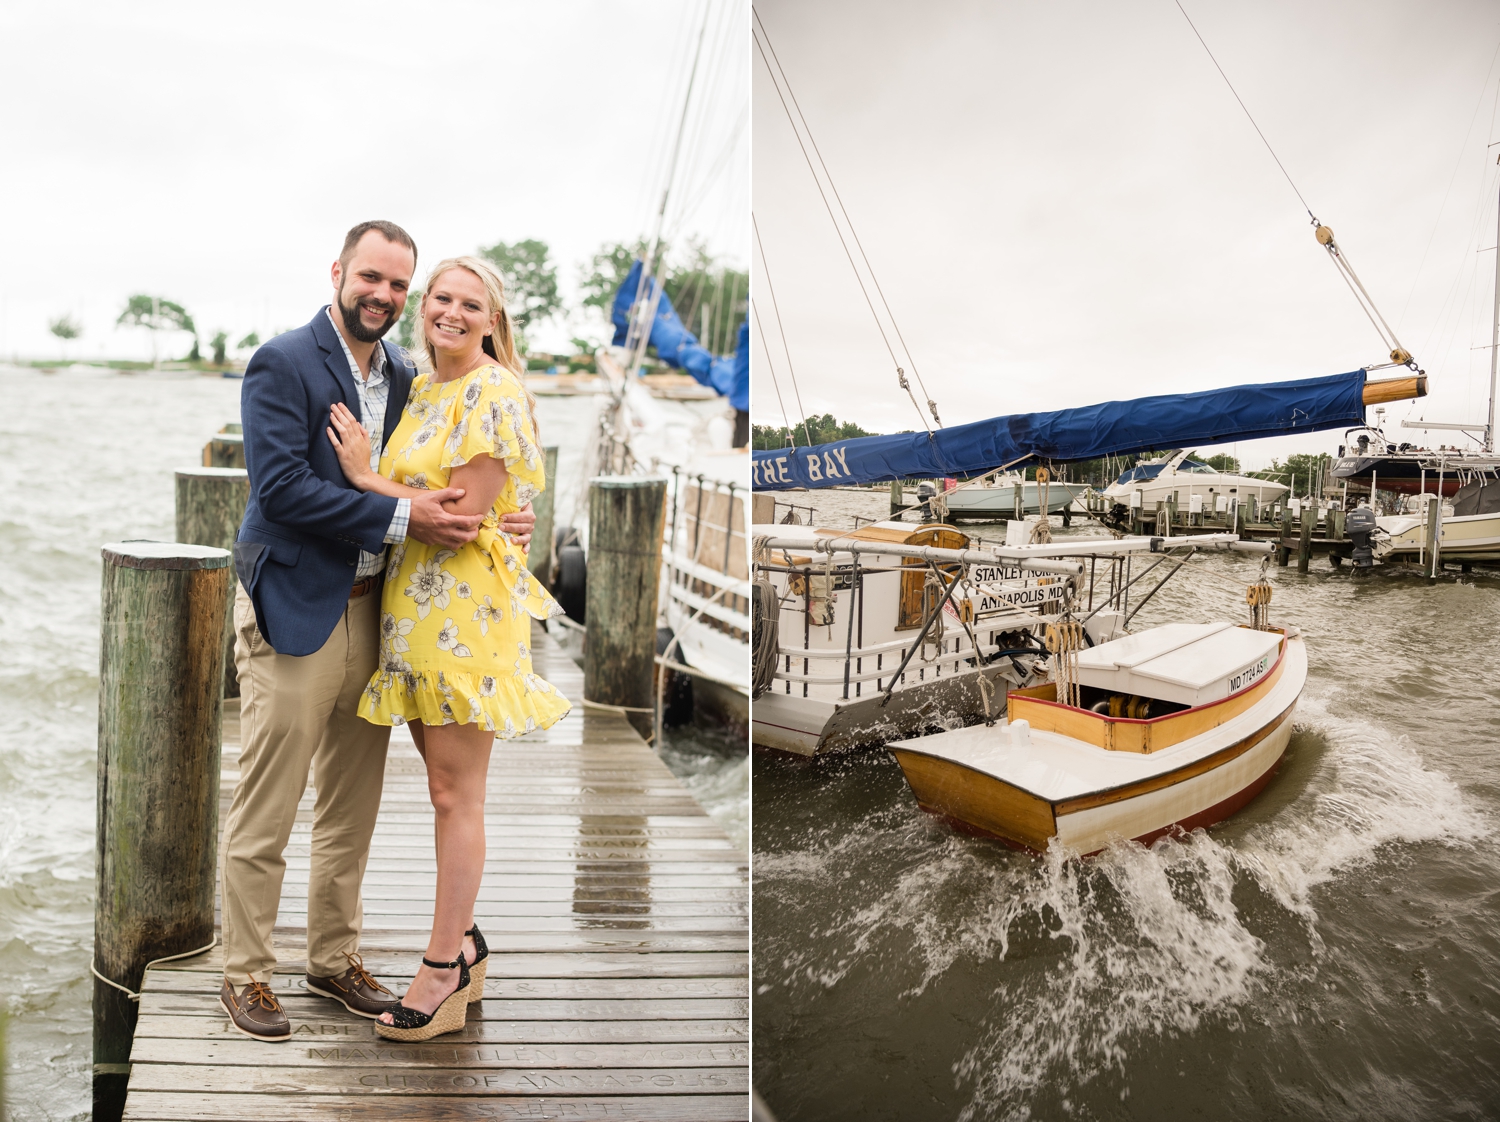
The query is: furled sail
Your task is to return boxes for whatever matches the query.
[612,260,747,410]
[752,370,1369,491]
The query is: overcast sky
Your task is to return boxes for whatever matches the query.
[752,0,1500,468]
[0,0,747,360]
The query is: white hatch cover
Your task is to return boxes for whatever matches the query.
[1075,622,1281,708]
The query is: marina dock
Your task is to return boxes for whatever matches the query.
[118,628,748,1121]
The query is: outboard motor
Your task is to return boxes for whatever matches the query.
[1356,434,1370,455]
[917,480,935,520]
[1345,505,1377,569]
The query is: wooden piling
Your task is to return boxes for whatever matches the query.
[1427,496,1442,583]
[584,477,667,737]
[890,479,902,516]
[1298,505,1314,573]
[201,426,245,470]
[175,467,250,698]
[94,541,231,1122]
[531,445,560,585]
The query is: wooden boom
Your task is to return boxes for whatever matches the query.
[1362,374,1427,405]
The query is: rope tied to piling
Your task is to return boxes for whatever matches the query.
[91,934,219,1002]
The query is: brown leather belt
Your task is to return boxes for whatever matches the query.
[349,575,382,600]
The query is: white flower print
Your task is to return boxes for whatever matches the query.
[523,673,554,695]
[514,641,530,675]
[405,557,457,619]
[503,553,519,573]
[402,472,430,490]
[515,481,540,508]
[467,696,483,724]
[443,417,469,458]
[502,715,517,737]
[479,676,497,697]
[472,596,504,635]
[435,618,472,657]
[453,581,472,600]
[388,541,407,573]
[380,612,415,654]
[524,716,537,734]
[462,377,483,412]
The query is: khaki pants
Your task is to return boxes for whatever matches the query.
[221,581,390,985]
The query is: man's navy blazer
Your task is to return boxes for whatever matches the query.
[235,307,416,656]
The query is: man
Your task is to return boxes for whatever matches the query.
[219,221,536,1041]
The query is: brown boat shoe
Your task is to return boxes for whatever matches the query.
[219,978,291,1042]
[305,951,398,1018]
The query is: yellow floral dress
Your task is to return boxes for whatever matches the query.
[360,363,571,736]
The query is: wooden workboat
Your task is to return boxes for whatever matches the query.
[889,621,1306,854]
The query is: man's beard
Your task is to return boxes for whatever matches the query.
[337,283,397,343]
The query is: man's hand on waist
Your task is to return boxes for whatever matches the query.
[409,488,483,551]
[501,503,537,550]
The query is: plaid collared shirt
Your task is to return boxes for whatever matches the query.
[326,307,410,577]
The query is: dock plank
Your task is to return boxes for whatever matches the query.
[122,628,747,1121]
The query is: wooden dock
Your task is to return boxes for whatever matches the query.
[120,628,748,1121]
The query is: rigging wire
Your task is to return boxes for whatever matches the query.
[753,9,942,429]
[752,296,797,446]
[1172,0,1417,370]
[753,213,813,447]
[751,18,936,434]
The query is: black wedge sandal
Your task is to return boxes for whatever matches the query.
[465,924,490,1004]
[374,953,471,1042]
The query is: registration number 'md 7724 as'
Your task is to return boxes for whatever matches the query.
[1226,653,1272,694]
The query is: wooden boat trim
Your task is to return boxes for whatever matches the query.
[1006,631,1288,754]
[1053,700,1297,815]
[887,747,1057,851]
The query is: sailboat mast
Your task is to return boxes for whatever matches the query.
[1488,167,1500,453]
[625,3,712,368]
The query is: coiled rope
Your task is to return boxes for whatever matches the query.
[1046,621,1084,709]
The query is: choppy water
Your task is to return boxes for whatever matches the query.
[0,364,746,1121]
[754,489,1500,1121]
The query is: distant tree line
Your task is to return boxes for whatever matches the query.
[752,414,882,449]
[53,236,745,368]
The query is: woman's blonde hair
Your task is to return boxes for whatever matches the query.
[412,254,539,438]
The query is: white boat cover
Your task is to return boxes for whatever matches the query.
[1075,622,1281,707]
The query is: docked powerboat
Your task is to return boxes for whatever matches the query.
[1374,474,1500,566]
[1102,449,1288,511]
[888,615,1305,855]
[938,471,1087,521]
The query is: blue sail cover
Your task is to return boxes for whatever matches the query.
[752,370,1368,491]
[611,260,746,409]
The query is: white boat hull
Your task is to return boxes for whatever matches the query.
[1377,509,1500,563]
[889,631,1306,854]
[943,481,1086,518]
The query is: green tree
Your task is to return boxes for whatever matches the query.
[580,240,747,356]
[236,331,260,351]
[752,415,880,449]
[478,239,562,331]
[117,295,196,366]
[48,314,82,342]
[1263,452,1332,497]
[1201,452,1240,472]
[396,291,422,350]
[210,331,229,365]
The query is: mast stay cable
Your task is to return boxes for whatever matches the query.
[754,212,813,448]
[1173,0,1420,373]
[752,14,939,434]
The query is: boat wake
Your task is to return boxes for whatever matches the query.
[754,690,1489,1120]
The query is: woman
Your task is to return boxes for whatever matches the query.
[326,255,571,1042]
